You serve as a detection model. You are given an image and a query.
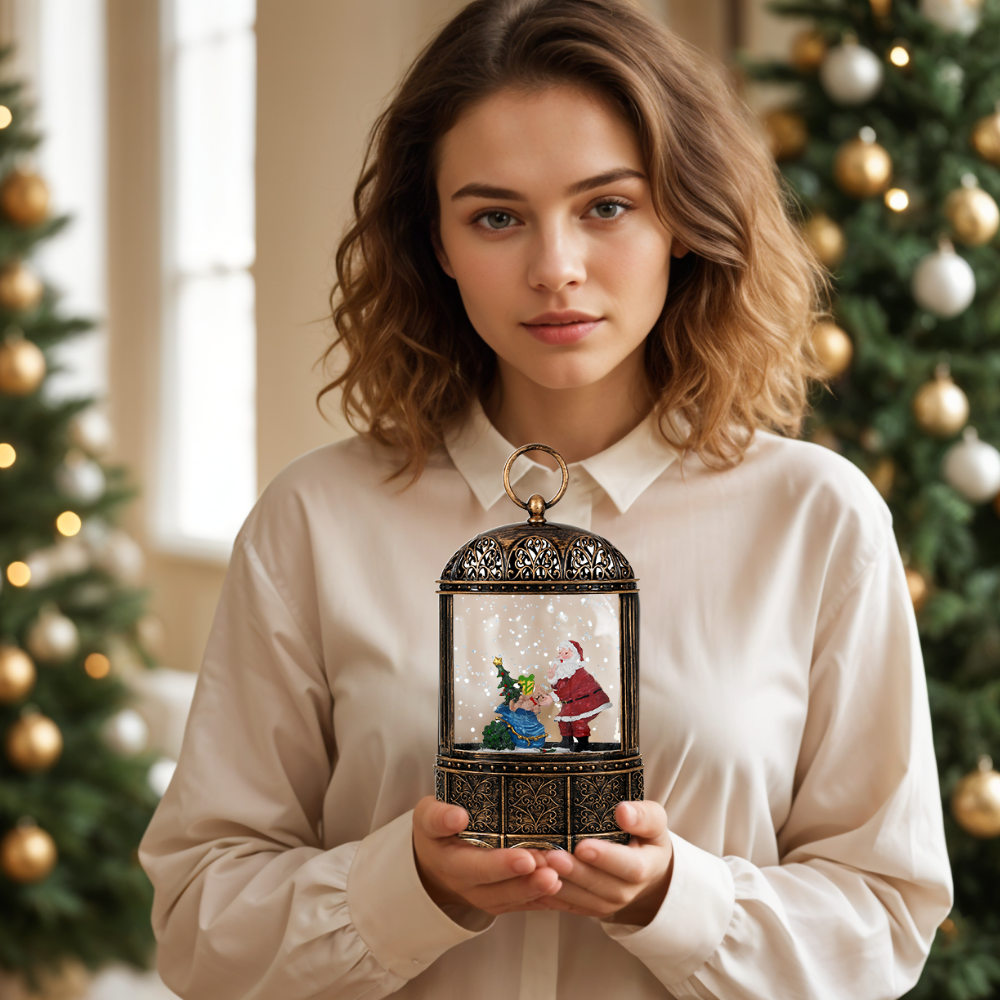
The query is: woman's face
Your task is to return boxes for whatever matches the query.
[435,84,684,393]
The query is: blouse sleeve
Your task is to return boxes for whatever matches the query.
[139,533,492,1000]
[604,536,954,999]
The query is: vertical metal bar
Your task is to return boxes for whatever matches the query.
[439,594,454,750]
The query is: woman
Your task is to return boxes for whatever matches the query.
[141,1,953,997]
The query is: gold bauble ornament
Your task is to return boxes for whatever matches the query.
[0,261,43,311]
[0,169,50,227]
[951,756,1000,838]
[802,213,847,268]
[945,180,999,246]
[834,131,893,198]
[870,0,892,17]
[971,109,1000,167]
[868,456,896,499]
[0,646,36,703]
[811,321,853,377]
[790,29,827,73]
[0,334,45,395]
[912,367,969,437]
[0,822,57,883]
[765,110,808,161]
[5,712,63,772]
[905,567,929,611]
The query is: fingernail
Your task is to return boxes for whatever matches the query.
[447,808,465,830]
[618,803,635,825]
[578,846,597,862]
[512,856,534,874]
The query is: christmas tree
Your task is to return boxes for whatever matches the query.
[493,655,523,704]
[750,1,1000,996]
[0,63,157,985]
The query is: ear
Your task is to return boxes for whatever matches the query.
[670,238,690,259]
[431,223,456,279]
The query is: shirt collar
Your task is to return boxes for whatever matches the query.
[445,399,680,515]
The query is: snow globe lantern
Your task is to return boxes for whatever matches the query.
[435,444,643,851]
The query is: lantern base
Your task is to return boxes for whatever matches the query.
[435,749,643,851]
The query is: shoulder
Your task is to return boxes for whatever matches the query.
[725,430,895,575]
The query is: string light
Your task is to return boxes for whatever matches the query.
[885,188,910,211]
[0,443,14,468]
[56,511,82,537]
[6,561,30,587]
[889,45,910,68]
[0,106,12,129]
[84,653,111,679]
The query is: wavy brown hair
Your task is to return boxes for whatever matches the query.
[321,0,829,478]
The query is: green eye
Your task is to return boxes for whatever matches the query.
[482,211,513,229]
[593,202,624,219]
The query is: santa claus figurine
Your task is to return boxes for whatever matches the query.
[543,639,612,750]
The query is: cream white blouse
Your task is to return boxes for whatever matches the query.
[140,404,953,1000]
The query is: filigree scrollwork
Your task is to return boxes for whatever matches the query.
[434,768,446,803]
[632,769,644,803]
[505,776,566,835]
[572,773,628,834]
[508,535,562,580]
[457,536,504,580]
[566,536,624,580]
[449,772,501,833]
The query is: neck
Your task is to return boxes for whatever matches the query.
[484,346,651,466]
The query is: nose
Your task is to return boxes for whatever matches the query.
[526,219,586,293]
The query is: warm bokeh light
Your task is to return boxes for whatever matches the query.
[0,106,12,128]
[84,653,111,679]
[889,46,910,68]
[6,561,31,587]
[0,443,14,468]
[885,188,910,211]
[56,511,82,537]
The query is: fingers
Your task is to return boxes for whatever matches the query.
[413,796,469,840]
[614,800,669,843]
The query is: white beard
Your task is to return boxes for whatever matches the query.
[548,658,582,685]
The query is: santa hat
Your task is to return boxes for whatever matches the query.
[568,640,583,660]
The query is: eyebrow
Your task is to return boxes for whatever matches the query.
[450,167,647,202]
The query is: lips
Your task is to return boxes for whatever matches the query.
[521,311,603,346]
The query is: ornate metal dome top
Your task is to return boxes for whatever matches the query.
[439,444,636,592]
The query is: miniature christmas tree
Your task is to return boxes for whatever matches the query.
[749,1,1000,996]
[493,655,522,704]
[0,62,157,985]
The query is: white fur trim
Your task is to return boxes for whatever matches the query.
[557,702,612,723]
[548,660,581,685]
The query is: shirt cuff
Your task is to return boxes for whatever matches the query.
[602,831,735,985]
[347,810,494,980]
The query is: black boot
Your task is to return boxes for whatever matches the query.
[558,735,574,750]
[575,736,590,751]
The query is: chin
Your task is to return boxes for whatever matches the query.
[505,352,624,392]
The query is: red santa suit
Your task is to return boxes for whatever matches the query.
[549,641,611,739]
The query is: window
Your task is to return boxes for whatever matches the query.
[159,0,256,558]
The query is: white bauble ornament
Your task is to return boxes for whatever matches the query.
[69,408,113,456]
[820,42,884,105]
[920,0,982,35]
[912,244,976,318]
[26,608,79,663]
[148,757,177,798]
[943,428,1000,502]
[23,548,56,590]
[102,708,150,756]
[55,450,105,503]
[98,530,145,584]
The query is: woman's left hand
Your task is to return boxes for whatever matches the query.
[538,801,674,925]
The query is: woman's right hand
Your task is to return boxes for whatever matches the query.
[412,797,561,915]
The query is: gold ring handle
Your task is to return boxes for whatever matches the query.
[503,444,569,522]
